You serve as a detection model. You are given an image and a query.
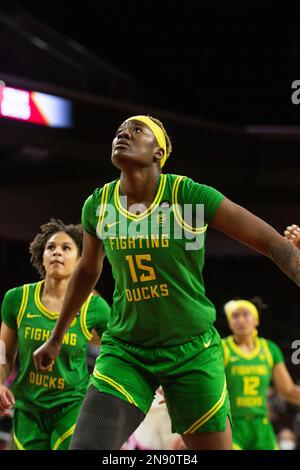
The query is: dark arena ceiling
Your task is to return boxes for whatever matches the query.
[0,0,299,243]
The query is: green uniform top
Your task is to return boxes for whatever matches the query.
[1,281,110,411]
[222,335,284,417]
[82,173,224,347]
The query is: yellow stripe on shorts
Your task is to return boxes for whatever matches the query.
[52,424,76,450]
[232,442,242,450]
[14,433,25,450]
[183,380,227,434]
[93,369,138,407]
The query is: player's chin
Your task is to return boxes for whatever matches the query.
[111,150,136,168]
[48,265,64,275]
[48,269,68,280]
[237,328,251,336]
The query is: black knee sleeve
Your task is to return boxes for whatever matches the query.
[69,385,145,450]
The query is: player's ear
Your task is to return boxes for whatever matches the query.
[154,147,164,165]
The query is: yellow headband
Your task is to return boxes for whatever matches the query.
[126,115,168,168]
[224,300,259,323]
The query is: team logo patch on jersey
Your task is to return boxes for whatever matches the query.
[160,200,171,209]
[156,213,167,226]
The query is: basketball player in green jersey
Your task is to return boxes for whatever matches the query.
[33,115,300,450]
[0,219,110,450]
[222,299,300,450]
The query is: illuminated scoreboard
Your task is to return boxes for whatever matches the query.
[0,84,73,128]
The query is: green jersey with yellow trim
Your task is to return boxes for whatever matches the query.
[222,335,284,417]
[82,173,224,347]
[1,281,110,411]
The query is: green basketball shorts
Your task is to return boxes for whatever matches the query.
[13,401,82,450]
[232,415,278,450]
[90,326,231,435]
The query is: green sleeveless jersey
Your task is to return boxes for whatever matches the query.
[82,173,224,347]
[1,281,110,411]
[222,335,284,417]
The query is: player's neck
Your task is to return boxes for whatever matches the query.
[233,334,255,352]
[42,276,70,302]
[119,168,160,208]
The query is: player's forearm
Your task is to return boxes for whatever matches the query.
[0,363,11,386]
[51,261,103,343]
[281,385,300,405]
[268,237,300,287]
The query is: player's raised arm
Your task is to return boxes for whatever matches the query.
[211,198,300,287]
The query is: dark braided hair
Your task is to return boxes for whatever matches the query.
[249,296,268,315]
[29,219,83,278]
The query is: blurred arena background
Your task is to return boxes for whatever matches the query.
[0,0,299,449]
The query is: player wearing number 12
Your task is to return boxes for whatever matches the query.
[33,115,300,450]
[223,299,300,450]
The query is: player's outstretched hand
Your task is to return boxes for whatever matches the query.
[284,224,300,250]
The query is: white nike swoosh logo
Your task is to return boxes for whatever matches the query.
[203,338,212,348]
[107,221,121,228]
[27,314,41,319]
